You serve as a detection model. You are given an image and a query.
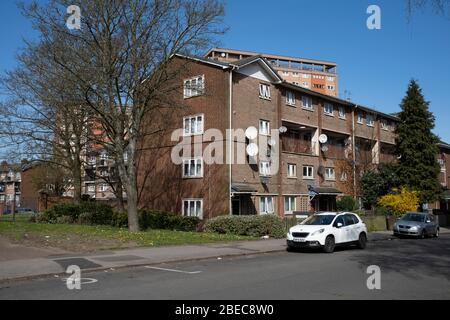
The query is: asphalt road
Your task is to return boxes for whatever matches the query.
[1,235,450,300]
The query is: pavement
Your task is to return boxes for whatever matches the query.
[1,233,450,300]
[0,230,423,283]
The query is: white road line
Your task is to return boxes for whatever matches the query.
[145,266,202,274]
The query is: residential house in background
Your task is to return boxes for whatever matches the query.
[0,162,22,214]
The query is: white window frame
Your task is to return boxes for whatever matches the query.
[259,83,271,100]
[284,196,296,214]
[324,102,334,116]
[338,106,346,119]
[301,82,310,88]
[183,158,203,178]
[340,171,348,182]
[259,120,270,136]
[292,72,299,77]
[327,85,335,90]
[301,96,313,110]
[260,196,274,215]
[325,167,336,181]
[100,184,109,192]
[287,163,297,178]
[259,161,271,176]
[366,114,375,127]
[302,73,311,79]
[183,75,205,99]
[303,165,314,179]
[182,199,203,219]
[286,91,296,106]
[357,112,364,124]
[183,114,204,136]
[381,120,389,131]
[87,185,95,193]
[327,76,334,81]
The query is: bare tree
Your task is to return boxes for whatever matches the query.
[17,0,226,231]
[0,40,94,203]
[406,0,450,20]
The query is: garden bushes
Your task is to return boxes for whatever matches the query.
[138,209,200,232]
[204,214,285,238]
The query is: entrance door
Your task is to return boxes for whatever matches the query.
[232,198,240,215]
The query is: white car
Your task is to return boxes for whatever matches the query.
[287,212,368,253]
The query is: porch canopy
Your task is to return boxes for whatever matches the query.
[313,187,343,196]
[231,183,257,195]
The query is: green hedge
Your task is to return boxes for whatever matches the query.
[38,202,114,225]
[139,209,200,232]
[37,204,200,232]
[204,215,285,238]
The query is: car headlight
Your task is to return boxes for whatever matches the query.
[311,229,325,236]
[410,226,418,231]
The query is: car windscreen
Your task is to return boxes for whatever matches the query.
[402,214,425,222]
[301,215,335,225]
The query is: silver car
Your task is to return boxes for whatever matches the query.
[393,212,440,238]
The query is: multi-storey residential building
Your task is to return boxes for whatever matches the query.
[136,54,400,220]
[205,48,338,96]
[0,163,22,214]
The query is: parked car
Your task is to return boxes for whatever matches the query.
[287,212,368,253]
[393,212,439,238]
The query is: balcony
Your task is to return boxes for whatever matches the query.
[282,134,313,155]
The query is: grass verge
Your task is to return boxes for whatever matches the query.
[0,220,256,253]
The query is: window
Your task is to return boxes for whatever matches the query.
[259,120,270,136]
[100,184,108,192]
[325,167,335,180]
[327,85,335,90]
[301,82,310,88]
[301,96,313,110]
[183,158,203,178]
[87,185,95,193]
[303,165,314,179]
[88,156,96,165]
[293,72,299,77]
[324,102,334,116]
[183,199,203,219]
[338,106,346,119]
[282,71,289,76]
[327,76,334,81]
[260,161,271,176]
[366,114,375,127]
[357,112,364,124]
[313,84,325,89]
[284,196,296,214]
[286,91,296,106]
[287,164,297,178]
[292,81,300,86]
[183,114,204,136]
[344,214,356,226]
[184,75,205,98]
[302,74,310,79]
[100,170,108,177]
[381,119,389,130]
[260,196,274,214]
[259,83,271,100]
[340,171,348,182]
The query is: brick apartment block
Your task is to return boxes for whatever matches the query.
[136,53,450,221]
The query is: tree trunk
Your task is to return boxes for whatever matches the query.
[126,175,139,232]
[72,159,82,204]
[116,183,125,212]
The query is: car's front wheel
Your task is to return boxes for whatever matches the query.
[435,228,439,238]
[323,236,335,253]
[420,230,426,239]
[357,233,367,249]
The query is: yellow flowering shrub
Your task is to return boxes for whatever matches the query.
[378,187,419,216]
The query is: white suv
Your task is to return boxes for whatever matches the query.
[287,212,368,253]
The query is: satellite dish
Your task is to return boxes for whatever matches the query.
[268,139,277,146]
[319,134,328,144]
[246,143,259,157]
[278,126,287,134]
[321,145,329,152]
[245,127,258,140]
[221,52,226,58]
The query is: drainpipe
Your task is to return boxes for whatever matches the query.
[228,69,233,216]
[352,105,357,201]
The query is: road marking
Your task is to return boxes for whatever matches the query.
[145,266,202,274]
[61,278,98,285]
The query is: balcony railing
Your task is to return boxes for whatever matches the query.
[282,135,313,155]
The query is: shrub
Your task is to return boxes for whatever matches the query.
[378,187,419,217]
[337,196,356,212]
[204,214,285,238]
[138,209,200,231]
[111,211,129,228]
[38,202,114,225]
[56,215,74,225]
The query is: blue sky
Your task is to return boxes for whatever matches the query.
[1,0,450,142]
